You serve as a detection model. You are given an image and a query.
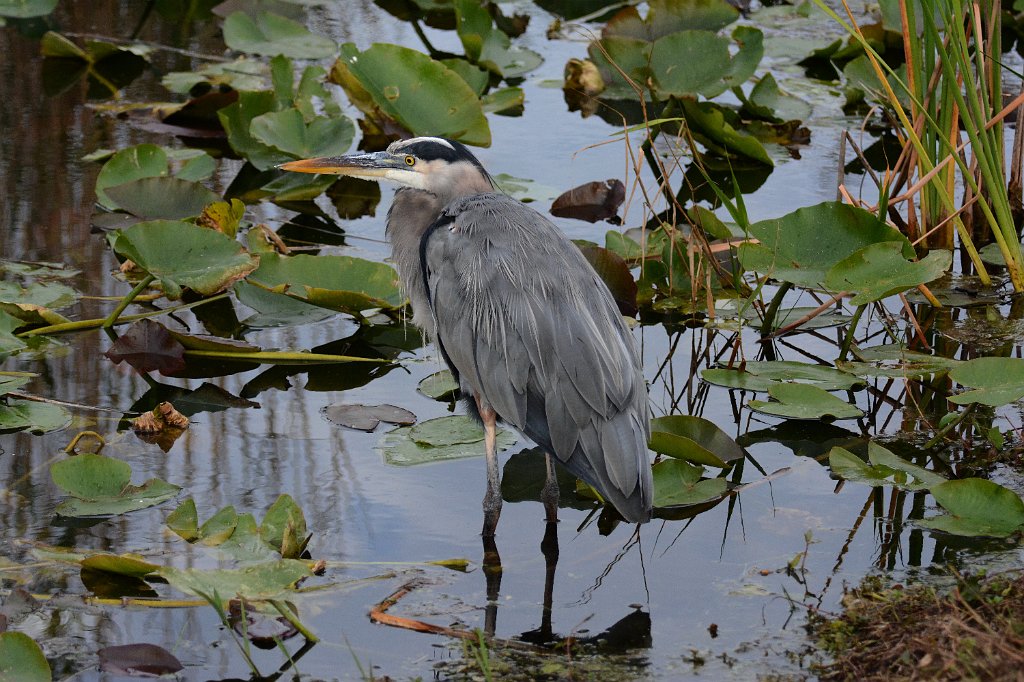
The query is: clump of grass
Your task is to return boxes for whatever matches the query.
[812,571,1024,681]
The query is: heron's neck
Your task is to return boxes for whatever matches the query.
[386,188,446,331]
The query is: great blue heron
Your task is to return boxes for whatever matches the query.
[281,137,652,535]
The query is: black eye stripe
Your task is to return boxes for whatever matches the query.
[397,139,485,173]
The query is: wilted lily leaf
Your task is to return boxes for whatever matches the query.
[223,11,336,59]
[323,403,416,432]
[261,494,309,559]
[104,177,221,220]
[105,319,186,375]
[652,459,728,508]
[948,357,1024,406]
[828,442,945,491]
[50,453,181,517]
[163,56,268,93]
[702,361,863,392]
[79,553,161,579]
[417,370,459,400]
[649,415,744,468]
[111,220,260,299]
[552,179,625,223]
[160,560,313,602]
[918,478,1024,538]
[0,399,70,434]
[98,644,183,676]
[680,99,771,165]
[577,245,638,316]
[0,632,50,682]
[379,418,517,466]
[748,383,863,420]
[824,242,951,305]
[332,42,490,147]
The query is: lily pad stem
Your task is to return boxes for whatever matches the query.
[19,293,229,337]
[924,404,975,449]
[838,304,867,362]
[102,275,155,329]
[760,282,792,337]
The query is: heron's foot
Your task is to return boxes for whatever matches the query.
[541,480,560,524]
[482,487,503,537]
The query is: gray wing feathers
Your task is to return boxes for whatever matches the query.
[424,193,652,521]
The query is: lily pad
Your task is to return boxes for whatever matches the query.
[738,304,852,331]
[244,252,402,315]
[824,242,951,305]
[409,415,487,447]
[261,494,309,559]
[680,98,771,165]
[104,177,221,220]
[551,179,625,223]
[95,144,169,209]
[828,442,945,491]
[0,0,57,17]
[0,399,71,434]
[160,559,313,603]
[0,280,78,311]
[740,73,812,122]
[379,419,517,466]
[648,415,744,468]
[839,344,960,378]
[104,319,186,375]
[110,220,260,299]
[223,11,336,59]
[948,357,1024,406]
[454,0,542,78]
[50,453,181,517]
[702,361,864,392]
[417,370,459,400]
[748,383,863,420]
[652,459,728,508]
[0,632,50,682]
[323,403,416,431]
[80,553,161,579]
[98,644,183,676]
[250,108,355,160]
[918,478,1024,538]
[332,42,490,146]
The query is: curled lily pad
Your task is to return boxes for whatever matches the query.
[261,494,309,559]
[551,180,625,223]
[828,442,945,491]
[749,383,863,420]
[250,108,355,161]
[104,319,186,375]
[680,98,771,165]
[110,220,260,299]
[918,479,1024,538]
[79,553,161,579]
[649,415,744,468]
[50,453,181,517]
[454,0,542,78]
[323,404,416,432]
[0,632,50,682]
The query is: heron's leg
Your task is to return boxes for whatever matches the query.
[539,520,559,642]
[482,534,502,637]
[541,452,560,524]
[480,403,502,537]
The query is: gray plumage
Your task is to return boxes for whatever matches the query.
[281,137,653,525]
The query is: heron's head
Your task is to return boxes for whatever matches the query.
[279,137,494,201]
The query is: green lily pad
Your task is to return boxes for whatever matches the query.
[649,30,732,98]
[948,357,1024,406]
[0,372,33,393]
[105,177,221,220]
[50,453,180,517]
[244,252,402,315]
[408,415,486,447]
[652,459,728,508]
[918,478,1024,538]
[0,0,57,18]
[261,494,308,559]
[323,403,416,431]
[80,553,161,578]
[0,280,78,312]
[481,87,525,115]
[838,344,961,378]
[162,57,268,94]
[738,304,852,331]
[749,383,863,420]
[828,442,945,491]
[159,559,313,603]
[648,415,744,468]
[824,242,951,305]
[418,370,460,400]
[166,497,200,541]
[379,420,517,466]
[0,632,50,682]
[110,220,260,299]
[0,399,70,434]
[250,108,355,160]
[217,91,285,171]
[223,11,336,59]
[702,361,864,392]
[95,144,169,210]
[333,42,490,147]
[454,0,542,78]
[738,202,912,289]
[680,98,771,165]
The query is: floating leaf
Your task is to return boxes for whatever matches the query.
[748,383,863,420]
[166,498,199,541]
[551,179,625,223]
[244,252,402,315]
[199,506,240,546]
[323,403,416,431]
[702,361,863,392]
[104,319,186,375]
[948,357,1024,406]
[408,415,488,446]
[104,177,220,220]
[824,242,951,305]
[918,479,1024,538]
[98,644,183,676]
[0,399,70,434]
[50,453,181,517]
[261,494,309,559]
[250,108,355,160]
[160,560,313,602]
[0,632,50,682]
[110,220,260,299]
[80,553,161,579]
[828,443,945,491]
[417,370,459,400]
[838,344,960,378]
[740,73,812,122]
[332,42,490,146]
[738,304,851,332]
[652,459,728,508]
[454,0,542,78]
[649,415,744,468]
[95,144,169,209]
[223,11,336,59]
[162,57,268,94]
[680,98,771,165]
[0,280,78,311]
[217,91,285,170]
[379,421,517,466]
[0,0,56,17]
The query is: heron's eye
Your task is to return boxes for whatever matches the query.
[404,155,416,166]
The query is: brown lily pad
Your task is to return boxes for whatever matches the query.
[323,403,416,432]
[551,179,626,223]
[97,643,183,676]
